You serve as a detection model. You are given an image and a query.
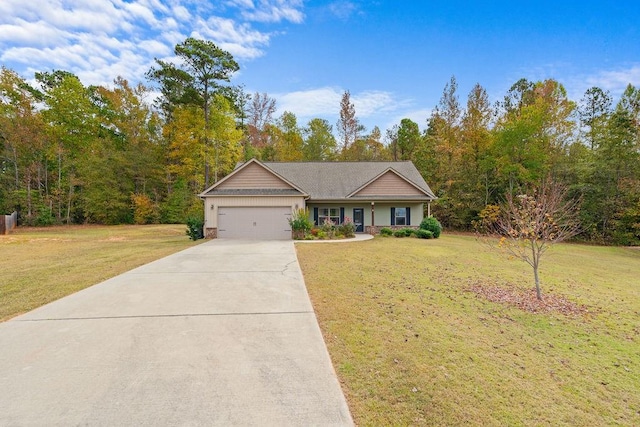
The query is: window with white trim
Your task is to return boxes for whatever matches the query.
[394,207,407,226]
[318,208,340,226]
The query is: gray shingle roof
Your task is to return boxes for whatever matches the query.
[263,161,436,200]
[204,188,303,196]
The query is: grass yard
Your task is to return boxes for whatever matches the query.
[296,234,640,426]
[0,224,200,321]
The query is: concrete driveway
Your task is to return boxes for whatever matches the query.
[0,240,353,426]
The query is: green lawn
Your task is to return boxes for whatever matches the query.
[296,234,640,426]
[0,225,200,321]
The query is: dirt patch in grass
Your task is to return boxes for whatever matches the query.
[100,236,128,242]
[467,280,593,317]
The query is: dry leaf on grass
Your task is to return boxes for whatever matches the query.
[467,280,592,316]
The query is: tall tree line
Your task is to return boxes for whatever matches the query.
[416,77,640,245]
[1,39,638,244]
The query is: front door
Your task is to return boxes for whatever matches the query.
[353,208,364,233]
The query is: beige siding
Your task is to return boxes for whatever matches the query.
[204,196,305,229]
[354,171,425,196]
[217,162,293,189]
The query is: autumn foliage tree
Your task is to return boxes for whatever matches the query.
[478,178,581,299]
[337,90,364,156]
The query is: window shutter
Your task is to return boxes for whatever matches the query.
[340,207,345,224]
[406,207,411,225]
[391,207,396,226]
[313,207,319,225]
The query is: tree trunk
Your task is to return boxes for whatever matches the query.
[66,176,73,224]
[57,150,62,220]
[12,144,19,190]
[533,264,542,300]
[27,175,32,218]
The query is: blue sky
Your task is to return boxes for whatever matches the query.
[1,1,639,134]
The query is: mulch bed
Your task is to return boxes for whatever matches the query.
[467,281,592,317]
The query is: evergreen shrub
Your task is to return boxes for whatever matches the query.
[420,216,442,238]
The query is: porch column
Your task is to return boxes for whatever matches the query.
[371,201,375,226]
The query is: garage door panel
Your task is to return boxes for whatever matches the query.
[218,207,292,240]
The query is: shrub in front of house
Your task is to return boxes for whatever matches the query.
[380,227,393,236]
[420,216,442,238]
[186,216,204,240]
[400,227,415,237]
[338,217,356,238]
[320,218,335,238]
[289,208,313,239]
[415,229,433,239]
[393,229,406,237]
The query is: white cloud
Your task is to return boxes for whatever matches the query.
[200,16,270,45]
[0,0,305,87]
[583,65,640,96]
[172,5,191,21]
[225,0,255,9]
[352,90,412,117]
[193,16,271,59]
[233,0,304,23]
[327,1,359,20]
[276,87,343,117]
[0,20,67,46]
[47,2,125,33]
[138,40,172,56]
[123,1,162,29]
[273,86,417,132]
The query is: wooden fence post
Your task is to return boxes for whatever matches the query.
[0,215,6,235]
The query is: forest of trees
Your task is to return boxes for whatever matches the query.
[1,38,639,245]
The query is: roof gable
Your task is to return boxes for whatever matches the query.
[199,159,306,196]
[349,169,427,198]
[217,161,293,190]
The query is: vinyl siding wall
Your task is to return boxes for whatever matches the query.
[217,162,293,189]
[353,171,425,197]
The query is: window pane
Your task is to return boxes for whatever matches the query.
[396,217,406,226]
[396,207,406,217]
[330,208,339,216]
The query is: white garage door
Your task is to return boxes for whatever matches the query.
[218,207,292,240]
